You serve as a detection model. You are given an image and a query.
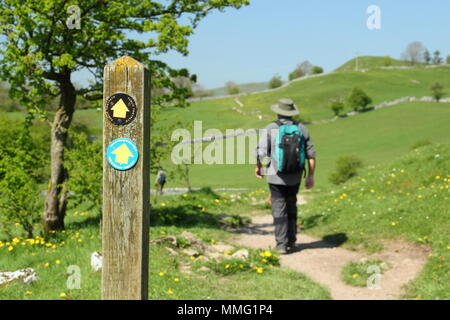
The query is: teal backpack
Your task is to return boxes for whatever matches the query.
[274,120,306,174]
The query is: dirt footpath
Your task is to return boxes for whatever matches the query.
[233,209,429,300]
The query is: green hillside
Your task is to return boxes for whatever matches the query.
[69,57,450,190]
[6,56,450,191]
[301,142,450,299]
[154,100,450,190]
[238,66,450,122]
[166,64,450,129]
[208,81,269,96]
[334,56,419,72]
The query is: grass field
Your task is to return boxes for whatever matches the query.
[149,101,450,190]
[4,58,450,192]
[71,58,450,191]
[300,143,450,299]
[0,189,330,300]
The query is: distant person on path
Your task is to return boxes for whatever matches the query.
[155,169,167,195]
[255,98,316,254]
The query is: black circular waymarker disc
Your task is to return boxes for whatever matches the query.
[105,93,137,125]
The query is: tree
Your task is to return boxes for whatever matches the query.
[298,61,313,75]
[432,50,443,64]
[172,76,196,99]
[447,55,450,65]
[424,50,431,64]
[402,42,426,65]
[0,0,249,232]
[431,81,445,101]
[330,100,344,116]
[311,66,324,74]
[268,74,283,89]
[347,87,372,111]
[225,81,240,95]
[288,60,313,81]
[288,68,304,81]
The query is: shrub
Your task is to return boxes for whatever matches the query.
[347,87,372,111]
[193,89,213,98]
[329,155,364,185]
[0,117,46,238]
[383,56,393,66]
[65,131,102,214]
[430,81,445,101]
[225,81,240,95]
[288,61,312,81]
[288,68,304,81]
[330,101,344,116]
[411,139,432,150]
[268,75,283,89]
[311,66,323,74]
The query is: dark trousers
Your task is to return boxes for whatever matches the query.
[269,183,300,249]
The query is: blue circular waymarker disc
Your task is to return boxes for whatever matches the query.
[106,138,139,171]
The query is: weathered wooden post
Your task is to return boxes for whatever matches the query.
[102,56,150,300]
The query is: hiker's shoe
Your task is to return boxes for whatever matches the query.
[287,242,296,252]
[276,247,288,255]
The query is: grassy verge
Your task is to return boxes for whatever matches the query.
[341,259,385,287]
[300,143,450,299]
[0,188,330,300]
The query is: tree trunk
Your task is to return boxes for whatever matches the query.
[43,79,76,233]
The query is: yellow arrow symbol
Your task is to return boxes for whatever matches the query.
[111,98,129,118]
[111,143,133,164]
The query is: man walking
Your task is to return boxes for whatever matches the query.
[255,98,316,254]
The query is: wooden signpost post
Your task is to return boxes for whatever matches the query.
[102,56,150,300]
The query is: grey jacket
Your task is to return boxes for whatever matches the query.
[255,118,316,186]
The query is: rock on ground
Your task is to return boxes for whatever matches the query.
[0,268,39,286]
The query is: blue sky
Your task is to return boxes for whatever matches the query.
[74,0,450,89]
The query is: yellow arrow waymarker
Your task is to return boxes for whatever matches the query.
[111,98,130,118]
[111,143,133,164]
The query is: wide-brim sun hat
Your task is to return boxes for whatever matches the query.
[270,98,299,116]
